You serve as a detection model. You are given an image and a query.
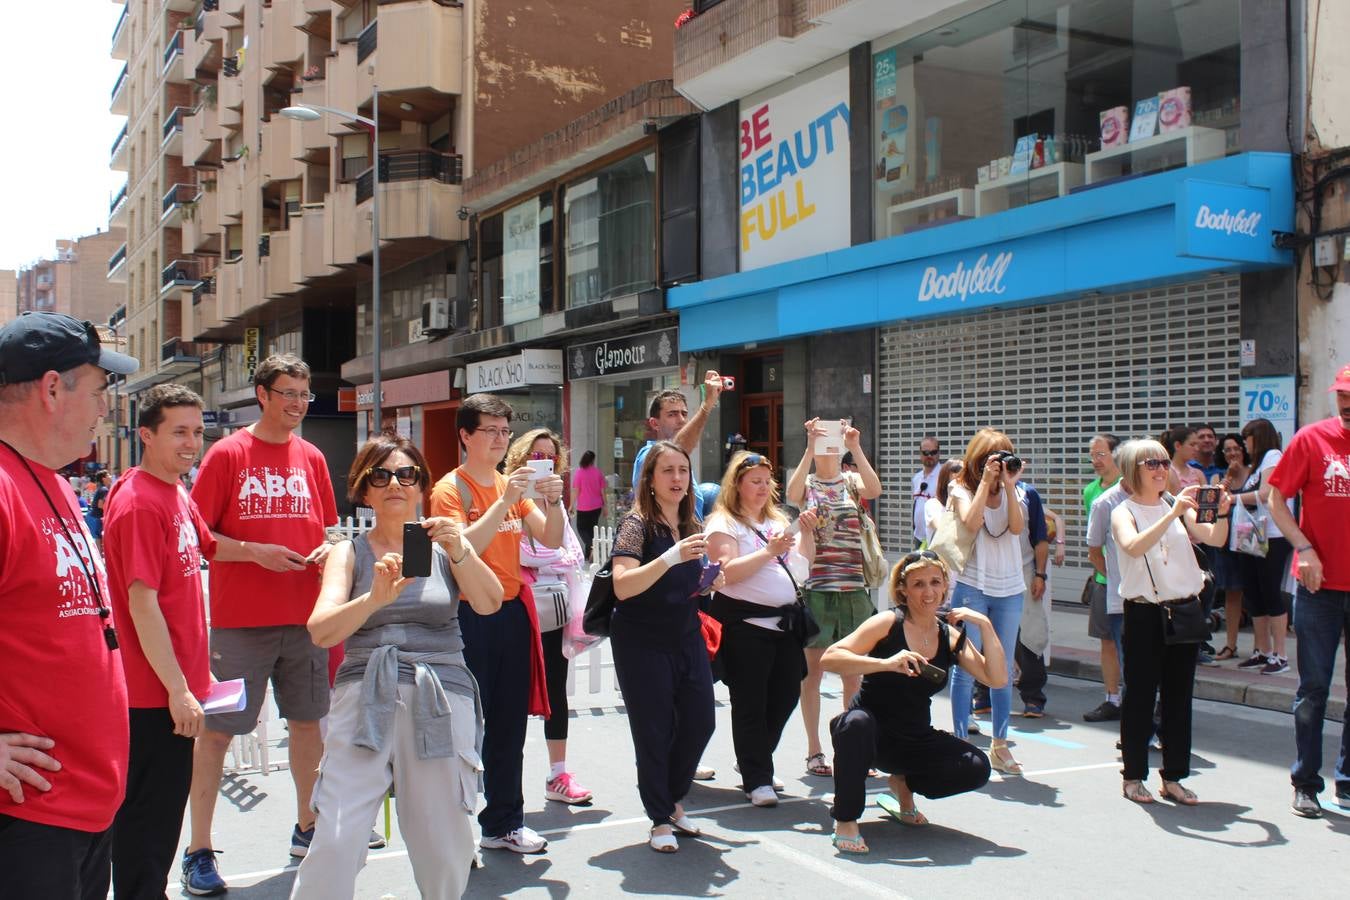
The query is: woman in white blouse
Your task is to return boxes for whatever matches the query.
[706,451,816,807]
[1111,439,1230,806]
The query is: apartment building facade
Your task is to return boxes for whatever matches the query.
[17,230,128,323]
[0,271,16,327]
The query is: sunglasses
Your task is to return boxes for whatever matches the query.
[1138,458,1170,471]
[737,453,768,470]
[920,449,940,457]
[899,549,941,567]
[365,465,422,488]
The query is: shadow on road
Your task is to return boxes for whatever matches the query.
[981,774,1064,808]
[849,822,1027,868]
[472,853,572,898]
[589,838,742,895]
[220,774,269,813]
[1137,800,1288,848]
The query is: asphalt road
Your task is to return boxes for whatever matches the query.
[170,668,1347,899]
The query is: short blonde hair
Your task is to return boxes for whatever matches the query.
[1117,439,1169,494]
[505,428,569,473]
[713,450,789,528]
[889,550,950,613]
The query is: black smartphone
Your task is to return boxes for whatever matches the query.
[917,662,947,686]
[402,522,432,578]
[1195,486,1221,524]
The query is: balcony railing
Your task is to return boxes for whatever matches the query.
[111,64,128,101]
[258,234,271,258]
[161,338,202,363]
[161,259,201,289]
[193,276,215,306]
[355,150,464,204]
[356,20,377,63]
[111,123,128,157]
[109,183,128,214]
[163,106,185,142]
[162,183,194,215]
[111,6,129,47]
[222,55,239,77]
[108,244,127,273]
[163,31,183,70]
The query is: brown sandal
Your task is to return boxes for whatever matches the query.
[1214,646,1238,661]
[1123,780,1155,804]
[1159,780,1199,805]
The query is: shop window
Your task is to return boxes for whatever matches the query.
[563,151,656,307]
[872,0,1242,239]
[501,193,554,326]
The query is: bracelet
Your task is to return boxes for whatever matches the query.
[1034,572,1047,580]
[1295,544,1313,554]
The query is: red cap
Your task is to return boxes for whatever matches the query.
[1331,363,1350,392]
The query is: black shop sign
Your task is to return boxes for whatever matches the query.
[568,327,678,380]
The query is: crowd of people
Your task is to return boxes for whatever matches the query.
[2,309,1348,898]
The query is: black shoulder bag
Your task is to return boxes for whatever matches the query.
[748,524,820,648]
[1127,506,1212,646]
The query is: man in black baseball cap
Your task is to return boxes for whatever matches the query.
[0,311,140,899]
[0,311,138,385]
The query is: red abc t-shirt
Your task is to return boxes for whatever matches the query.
[190,429,338,627]
[1268,417,1350,591]
[104,468,219,707]
[0,452,128,832]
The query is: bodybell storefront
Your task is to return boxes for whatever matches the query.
[670,152,1295,561]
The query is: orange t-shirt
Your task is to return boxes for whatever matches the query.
[428,467,538,600]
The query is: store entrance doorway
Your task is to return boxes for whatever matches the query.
[422,402,461,482]
[738,352,785,483]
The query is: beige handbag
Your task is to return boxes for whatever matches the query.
[928,495,976,574]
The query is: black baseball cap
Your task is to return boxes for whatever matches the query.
[0,312,139,386]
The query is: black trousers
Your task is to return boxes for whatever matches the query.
[460,597,532,837]
[576,509,602,562]
[829,707,990,822]
[540,626,569,742]
[112,707,194,899]
[718,621,803,792]
[612,630,716,826]
[1121,601,1197,782]
[0,814,112,900]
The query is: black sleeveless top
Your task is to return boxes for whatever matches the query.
[854,611,966,733]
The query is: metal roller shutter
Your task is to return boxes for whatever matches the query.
[876,276,1241,574]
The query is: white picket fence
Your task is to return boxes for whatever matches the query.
[226,521,618,776]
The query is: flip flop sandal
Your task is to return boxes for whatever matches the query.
[1159,781,1199,806]
[831,832,868,854]
[669,814,701,837]
[805,753,832,777]
[1214,646,1238,661]
[876,792,928,826]
[1122,780,1155,804]
[649,828,679,853]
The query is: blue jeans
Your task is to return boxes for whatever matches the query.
[1291,587,1350,795]
[950,583,1023,741]
[1107,612,1125,667]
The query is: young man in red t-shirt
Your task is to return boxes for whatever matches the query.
[0,312,139,900]
[428,393,564,854]
[1268,363,1350,819]
[183,354,342,892]
[104,383,251,896]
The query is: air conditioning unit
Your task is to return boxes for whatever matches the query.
[422,297,453,333]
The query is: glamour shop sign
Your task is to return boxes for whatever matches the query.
[917,252,1013,304]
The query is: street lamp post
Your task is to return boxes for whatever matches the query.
[281,85,383,433]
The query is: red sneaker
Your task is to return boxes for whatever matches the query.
[545,772,594,805]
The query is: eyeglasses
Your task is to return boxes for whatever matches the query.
[1138,458,1170,470]
[530,452,558,462]
[265,387,316,403]
[475,427,513,440]
[920,449,940,457]
[1089,451,1111,461]
[364,465,421,488]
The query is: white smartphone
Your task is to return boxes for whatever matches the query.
[814,419,844,456]
[524,458,554,500]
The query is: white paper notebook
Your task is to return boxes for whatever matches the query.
[202,678,247,715]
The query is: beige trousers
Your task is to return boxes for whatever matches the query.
[290,681,481,900]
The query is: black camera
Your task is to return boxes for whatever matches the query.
[987,450,1023,474]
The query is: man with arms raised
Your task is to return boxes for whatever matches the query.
[633,372,723,518]
[183,354,344,894]
[430,394,565,854]
[0,312,138,899]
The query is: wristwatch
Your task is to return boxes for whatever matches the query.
[1034,571,1047,580]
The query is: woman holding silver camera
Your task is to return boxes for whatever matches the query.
[823,551,1000,854]
[946,429,1025,773]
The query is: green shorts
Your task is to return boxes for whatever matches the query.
[804,588,876,649]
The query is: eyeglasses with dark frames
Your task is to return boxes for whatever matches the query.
[475,427,513,440]
[920,449,940,457]
[364,465,422,488]
[265,387,316,403]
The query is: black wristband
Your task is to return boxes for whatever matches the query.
[1033,572,1047,580]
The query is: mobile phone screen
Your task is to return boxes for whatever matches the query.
[402,522,433,578]
[692,561,722,597]
[1195,487,1220,524]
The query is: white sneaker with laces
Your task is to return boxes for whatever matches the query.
[480,826,548,854]
[747,785,778,807]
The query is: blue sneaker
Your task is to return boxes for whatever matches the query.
[289,823,315,858]
[181,847,226,896]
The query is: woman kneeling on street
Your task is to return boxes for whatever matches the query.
[823,551,1002,854]
[292,434,504,900]
[1112,439,1230,806]
[706,451,817,807]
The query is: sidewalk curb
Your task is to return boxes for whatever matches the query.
[1048,644,1346,722]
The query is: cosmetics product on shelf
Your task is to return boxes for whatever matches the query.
[1099,107,1129,148]
[1158,87,1192,133]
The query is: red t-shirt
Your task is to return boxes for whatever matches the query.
[105,469,219,708]
[189,429,338,627]
[0,451,128,832]
[1268,417,1350,591]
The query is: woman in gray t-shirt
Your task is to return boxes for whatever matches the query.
[292,434,503,900]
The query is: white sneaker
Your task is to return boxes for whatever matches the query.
[747,785,778,807]
[480,826,548,854]
[693,764,716,781]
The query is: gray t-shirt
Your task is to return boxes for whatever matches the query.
[335,534,466,689]
[1086,482,1129,614]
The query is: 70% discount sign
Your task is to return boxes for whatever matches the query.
[1239,376,1297,446]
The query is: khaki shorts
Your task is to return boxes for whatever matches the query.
[805,589,876,649]
[205,625,330,735]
